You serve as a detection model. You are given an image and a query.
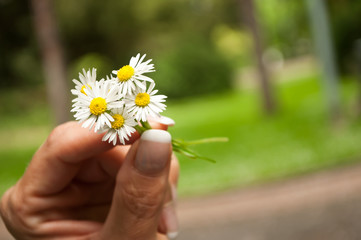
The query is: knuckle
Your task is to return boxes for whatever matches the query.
[0,186,41,238]
[9,187,35,221]
[8,187,41,227]
[45,122,70,148]
[0,187,12,220]
[10,191,28,216]
[121,179,166,219]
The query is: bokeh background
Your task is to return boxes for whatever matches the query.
[1,0,361,239]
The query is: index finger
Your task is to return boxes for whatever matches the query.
[19,121,120,195]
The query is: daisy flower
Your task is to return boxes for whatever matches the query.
[71,80,124,132]
[125,82,167,122]
[71,68,97,96]
[101,107,137,145]
[112,53,155,95]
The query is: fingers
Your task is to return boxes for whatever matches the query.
[158,185,178,239]
[120,115,173,145]
[98,119,180,238]
[148,115,175,130]
[169,153,180,187]
[158,154,179,238]
[157,233,170,240]
[100,129,172,240]
[97,116,176,178]
[18,121,117,196]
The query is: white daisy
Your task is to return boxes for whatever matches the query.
[71,68,97,96]
[101,107,137,145]
[125,82,167,122]
[112,53,155,95]
[71,80,124,132]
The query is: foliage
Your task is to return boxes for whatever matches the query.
[70,53,113,81]
[255,0,361,74]
[211,24,254,68]
[0,1,42,88]
[0,87,51,127]
[255,0,311,58]
[167,76,361,196]
[3,0,361,90]
[156,35,232,98]
[328,0,361,73]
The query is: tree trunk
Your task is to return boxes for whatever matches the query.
[354,39,361,116]
[306,0,340,121]
[240,0,276,115]
[30,0,70,125]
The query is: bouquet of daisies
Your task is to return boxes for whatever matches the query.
[71,53,226,161]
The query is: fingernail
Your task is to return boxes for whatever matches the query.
[135,130,172,175]
[168,232,179,239]
[171,185,178,202]
[163,202,179,239]
[148,115,176,126]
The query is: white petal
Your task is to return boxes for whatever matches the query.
[137,75,154,82]
[82,116,96,129]
[102,130,112,141]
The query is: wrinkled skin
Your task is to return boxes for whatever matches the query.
[0,121,179,240]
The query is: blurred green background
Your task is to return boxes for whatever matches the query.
[1,0,361,197]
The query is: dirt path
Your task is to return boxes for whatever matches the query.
[2,162,361,239]
[0,219,11,240]
[177,162,361,240]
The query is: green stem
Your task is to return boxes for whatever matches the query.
[140,120,152,130]
[134,125,147,134]
[136,123,224,163]
[184,137,229,145]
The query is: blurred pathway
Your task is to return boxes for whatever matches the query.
[2,162,361,239]
[177,162,361,240]
[0,219,10,240]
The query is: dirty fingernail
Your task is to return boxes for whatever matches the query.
[135,129,172,175]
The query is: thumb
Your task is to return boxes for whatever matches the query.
[100,129,172,240]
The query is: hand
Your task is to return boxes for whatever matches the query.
[0,121,179,240]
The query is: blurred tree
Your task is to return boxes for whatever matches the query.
[55,0,142,72]
[55,0,236,98]
[156,35,232,99]
[328,0,361,73]
[306,0,340,120]
[30,0,70,124]
[256,0,310,58]
[355,40,361,115]
[240,0,276,114]
[0,1,42,88]
[211,25,253,69]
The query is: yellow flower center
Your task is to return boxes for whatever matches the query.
[111,114,125,129]
[80,84,92,95]
[135,93,150,107]
[89,97,107,116]
[117,65,135,82]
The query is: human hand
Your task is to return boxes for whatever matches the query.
[0,121,179,240]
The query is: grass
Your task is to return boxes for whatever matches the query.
[166,76,361,196]
[0,87,53,194]
[1,76,361,197]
